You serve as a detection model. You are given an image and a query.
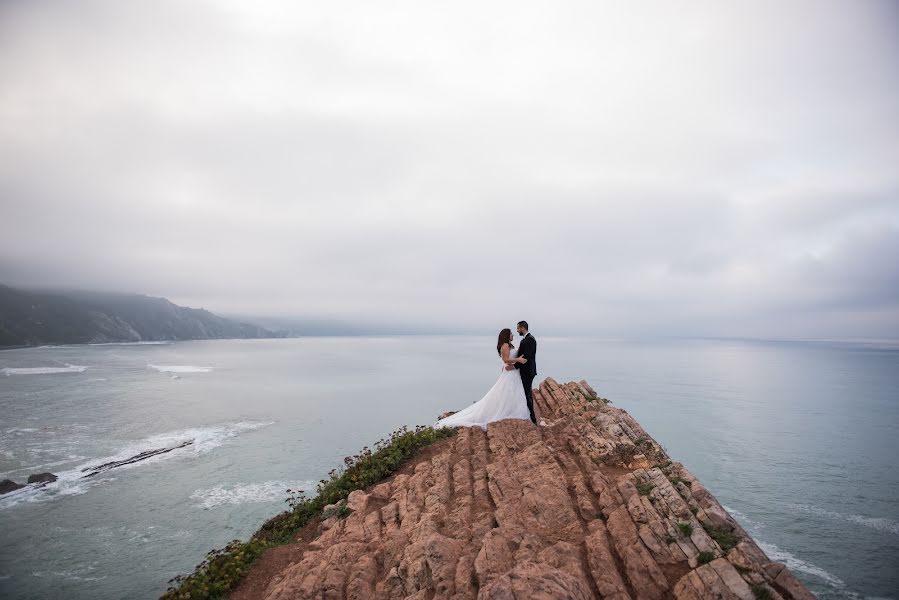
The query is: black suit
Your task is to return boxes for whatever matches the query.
[514,333,538,423]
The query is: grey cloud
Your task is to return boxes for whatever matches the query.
[1,0,898,338]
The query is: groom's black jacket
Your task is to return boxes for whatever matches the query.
[514,333,537,378]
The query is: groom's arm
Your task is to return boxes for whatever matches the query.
[515,337,534,369]
[513,340,526,369]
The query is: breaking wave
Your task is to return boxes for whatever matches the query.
[147,364,214,373]
[0,420,273,510]
[191,480,316,509]
[1,364,88,376]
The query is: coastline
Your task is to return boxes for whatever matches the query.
[163,378,816,600]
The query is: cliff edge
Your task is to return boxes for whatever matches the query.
[233,378,815,600]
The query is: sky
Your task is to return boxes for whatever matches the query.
[1,0,898,339]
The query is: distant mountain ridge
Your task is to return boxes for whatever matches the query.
[0,284,285,347]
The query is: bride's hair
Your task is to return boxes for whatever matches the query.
[496,328,514,355]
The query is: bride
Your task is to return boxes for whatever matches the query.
[434,328,534,431]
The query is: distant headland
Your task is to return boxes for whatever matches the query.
[0,284,286,348]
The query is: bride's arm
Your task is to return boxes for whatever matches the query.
[501,344,527,364]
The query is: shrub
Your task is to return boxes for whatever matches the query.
[705,524,740,552]
[751,584,772,600]
[636,481,656,496]
[677,522,693,537]
[697,551,715,564]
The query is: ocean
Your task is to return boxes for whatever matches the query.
[0,337,896,599]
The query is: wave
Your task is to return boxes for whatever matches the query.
[89,341,172,346]
[755,539,847,588]
[1,364,88,376]
[34,341,173,348]
[147,364,214,373]
[786,503,899,536]
[723,504,878,598]
[191,479,316,509]
[0,420,273,510]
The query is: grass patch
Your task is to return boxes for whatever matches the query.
[705,524,740,552]
[690,506,699,515]
[677,522,693,537]
[697,551,715,564]
[161,424,457,600]
[751,584,772,600]
[635,481,656,496]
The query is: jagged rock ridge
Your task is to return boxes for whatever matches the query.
[236,378,815,600]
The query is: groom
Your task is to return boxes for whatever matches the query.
[507,320,538,424]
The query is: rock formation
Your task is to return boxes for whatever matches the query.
[233,378,815,600]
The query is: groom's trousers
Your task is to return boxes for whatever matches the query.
[522,374,537,424]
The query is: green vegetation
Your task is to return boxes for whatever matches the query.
[665,534,676,544]
[161,424,457,600]
[677,522,693,537]
[697,551,715,564]
[585,391,610,404]
[705,524,741,552]
[636,481,656,496]
[668,476,687,486]
[751,584,772,599]
[690,506,699,515]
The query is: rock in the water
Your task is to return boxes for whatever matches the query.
[230,378,815,600]
[27,472,58,484]
[0,479,26,494]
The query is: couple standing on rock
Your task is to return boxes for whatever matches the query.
[435,321,545,431]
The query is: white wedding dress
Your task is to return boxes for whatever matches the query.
[434,345,532,431]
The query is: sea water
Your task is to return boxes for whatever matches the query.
[0,337,896,599]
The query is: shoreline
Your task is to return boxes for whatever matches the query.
[162,378,816,600]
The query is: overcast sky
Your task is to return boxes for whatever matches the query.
[1,1,897,338]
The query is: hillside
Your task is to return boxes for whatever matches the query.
[0,284,284,347]
[223,378,814,600]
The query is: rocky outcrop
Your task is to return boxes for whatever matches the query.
[27,472,58,484]
[0,479,26,494]
[234,379,815,600]
[1,472,59,494]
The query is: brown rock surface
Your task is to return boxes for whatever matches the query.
[232,379,816,600]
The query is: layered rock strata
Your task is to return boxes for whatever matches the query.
[237,378,815,600]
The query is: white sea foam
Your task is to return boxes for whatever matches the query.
[191,480,316,509]
[786,503,899,536]
[0,420,273,510]
[89,341,171,346]
[1,364,88,375]
[147,364,214,373]
[723,504,866,597]
[31,563,106,581]
[756,539,847,588]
